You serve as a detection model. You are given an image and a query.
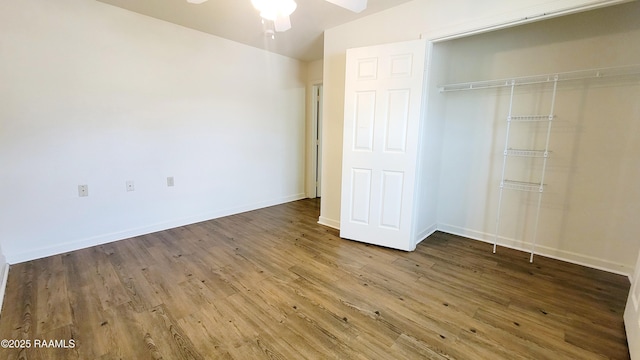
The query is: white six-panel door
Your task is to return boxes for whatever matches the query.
[339,39,426,251]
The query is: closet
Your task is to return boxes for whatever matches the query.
[438,65,640,261]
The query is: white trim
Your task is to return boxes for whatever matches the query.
[414,223,438,247]
[306,81,323,198]
[0,263,9,316]
[6,193,306,264]
[318,216,340,230]
[424,0,632,43]
[5,192,629,277]
[437,223,633,276]
[310,216,631,276]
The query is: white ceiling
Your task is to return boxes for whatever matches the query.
[97,0,414,62]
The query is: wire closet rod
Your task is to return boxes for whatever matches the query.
[438,64,640,92]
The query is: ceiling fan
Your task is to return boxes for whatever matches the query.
[186,0,368,32]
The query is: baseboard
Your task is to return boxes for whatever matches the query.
[10,198,630,277]
[6,193,306,264]
[437,223,633,276]
[0,263,9,316]
[415,223,438,246]
[318,216,340,230]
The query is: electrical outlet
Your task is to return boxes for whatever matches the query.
[126,180,135,192]
[167,176,174,187]
[78,184,88,197]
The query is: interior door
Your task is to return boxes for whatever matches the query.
[625,249,640,359]
[339,39,426,251]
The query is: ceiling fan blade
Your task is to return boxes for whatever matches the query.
[274,15,292,32]
[186,0,208,4]
[324,0,367,13]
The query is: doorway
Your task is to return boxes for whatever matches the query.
[311,83,323,199]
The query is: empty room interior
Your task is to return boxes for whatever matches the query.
[1,0,639,359]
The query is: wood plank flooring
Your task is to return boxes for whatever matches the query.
[0,198,630,359]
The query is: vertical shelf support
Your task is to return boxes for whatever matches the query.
[493,80,516,254]
[493,77,557,263]
[528,75,558,262]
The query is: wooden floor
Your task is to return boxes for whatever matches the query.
[0,199,631,359]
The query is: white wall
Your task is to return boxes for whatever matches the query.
[0,243,6,312]
[307,59,324,86]
[435,2,640,274]
[0,0,307,263]
[0,244,5,272]
[321,0,636,273]
[411,42,447,245]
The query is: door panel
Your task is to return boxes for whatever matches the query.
[380,171,404,229]
[340,39,426,251]
[350,169,372,224]
[384,89,411,152]
[354,91,376,151]
[390,54,413,77]
[357,58,378,80]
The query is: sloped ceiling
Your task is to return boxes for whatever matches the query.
[97,0,414,61]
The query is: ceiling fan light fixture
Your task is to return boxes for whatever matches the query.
[251,0,297,21]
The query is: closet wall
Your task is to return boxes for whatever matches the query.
[434,1,640,273]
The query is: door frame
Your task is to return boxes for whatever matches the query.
[307,81,323,198]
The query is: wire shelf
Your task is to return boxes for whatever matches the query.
[505,149,548,158]
[438,64,640,92]
[501,180,544,192]
[509,115,554,122]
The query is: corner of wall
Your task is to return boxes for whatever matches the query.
[437,223,634,276]
[0,259,9,316]
[414,223,438,247]
[5,193,306,265]
[318,216,340,230]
